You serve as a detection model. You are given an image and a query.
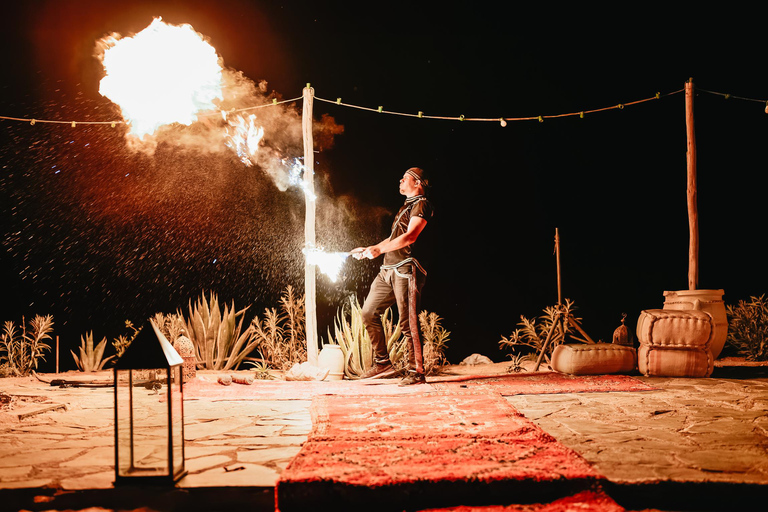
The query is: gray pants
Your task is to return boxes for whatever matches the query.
[361,264,426,374]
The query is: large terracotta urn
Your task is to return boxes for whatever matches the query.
[663,289,728,358]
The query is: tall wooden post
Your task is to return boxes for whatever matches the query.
[554,228,562,305]
[685,78,699,290]
[302,85,318,365]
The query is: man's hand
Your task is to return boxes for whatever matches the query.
[351,246,381,260]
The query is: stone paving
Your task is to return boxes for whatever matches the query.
[0,362,767,511]
[0,378,312,494]
[506,375,768,485]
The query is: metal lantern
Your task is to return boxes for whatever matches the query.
[114,320,187,485]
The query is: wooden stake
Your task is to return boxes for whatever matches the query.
[56,335,59,374]
[555,228,562,305]
[302,86,318,365]
[685,78,699,290]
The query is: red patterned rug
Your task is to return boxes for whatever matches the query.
[181,372,654,401]
[429,372,656,396]
[276,392,609,511]
[417,490,624,511]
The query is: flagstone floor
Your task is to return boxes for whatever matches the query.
[1,361,767,511]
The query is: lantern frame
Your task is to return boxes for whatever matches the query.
[113,321,187,485]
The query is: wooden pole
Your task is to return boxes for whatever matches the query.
[56,335,59,374]
[685,78,699,290]
[302,85,318,365]
[554,228,562,305]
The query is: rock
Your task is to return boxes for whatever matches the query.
[460,353,494,366]
[232,374,254,385]
[284,362,330,381]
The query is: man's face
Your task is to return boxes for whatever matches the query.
[399,173,419,196]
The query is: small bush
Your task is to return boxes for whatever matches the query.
[112,320,141,360]
[0,315,54,376]
[250,286,307,371]
[498,299,585,366]
[726,295,768,361]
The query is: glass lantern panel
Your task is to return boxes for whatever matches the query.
[116,368,169,477]
[115,369,133,477]
[170,365,185,477]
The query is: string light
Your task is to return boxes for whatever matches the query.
[1,86,765,128]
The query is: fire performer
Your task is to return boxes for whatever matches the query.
[352,167,433,385]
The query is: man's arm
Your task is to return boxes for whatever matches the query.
[353,216,428,260]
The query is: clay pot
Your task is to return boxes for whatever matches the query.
[317,344,345,381]
[663,289,728,358]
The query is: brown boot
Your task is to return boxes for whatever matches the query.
[398,371,426,386]
[359,361,396,379]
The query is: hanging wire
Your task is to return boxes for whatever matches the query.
[316,89,684,123]
[0,115,125,126]
[0,96,304,126]
[200,95,303,117]
[1,86,766,128]
[696,88,768,104]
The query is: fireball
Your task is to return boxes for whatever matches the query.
[97,17,224,138]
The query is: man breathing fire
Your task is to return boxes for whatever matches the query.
[352,167,433,386]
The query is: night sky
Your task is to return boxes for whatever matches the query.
[2,1,767,370]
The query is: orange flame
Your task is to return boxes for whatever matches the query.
[97,17,224,139]
[223,112,265,166]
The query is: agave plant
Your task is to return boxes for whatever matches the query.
[0,315,54,376]
[179,291,259,370]
[72,331,114,372]
[325,295,406,379]
[245,353,276,380]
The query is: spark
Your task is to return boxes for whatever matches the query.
[286,158,316,200]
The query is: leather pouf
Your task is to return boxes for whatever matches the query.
[636,309,714,377]
[551,343,637,375]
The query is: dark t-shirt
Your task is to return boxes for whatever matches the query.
[382,195,433,267]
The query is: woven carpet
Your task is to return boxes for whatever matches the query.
[181,372,654,401]
[417,490,625,511]
[429,372,656,396]
[276,391,612,511]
